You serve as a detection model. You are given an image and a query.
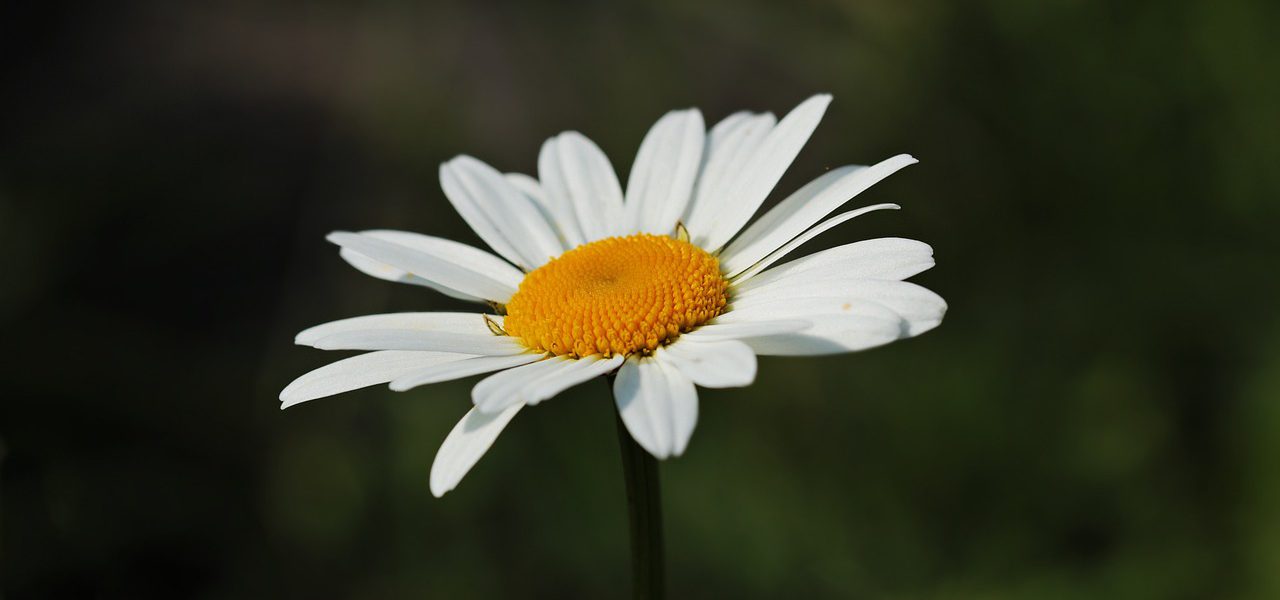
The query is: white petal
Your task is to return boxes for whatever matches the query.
[538,132,624,243]
[730,204,901,284]
[734,238,935,294]
[705,111,753,142]
[684,319,811,341]
[662,360,699,457]
[613,356,699,459]
[719,155,917,276]
[659,338,756,388]
[623,109,706,235]
[471,356,572,413]
[389,353,545,392]
[327,231,519,303]
[503,172,572,247]
[313,330,527,355]
[429,403,523,497]
[295,312,497,347]
[613,357,667,458]
[337,229,524,301]
[699,94,833,252]
[338,248,443,290]
[438,159,534,268]
[738,319,903,355]
[535,140,586,247]
[440,156,566,269]
[732,279,947,336]
[355,230,525,289]
[525,354,625,405]
[338,249,471,301]
[279,351,469,409]
[472,355,607,414]
[684,112,776,246]
[504,172,548,207]
[719,297,908,356]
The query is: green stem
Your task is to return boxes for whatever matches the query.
[615,404,665,599]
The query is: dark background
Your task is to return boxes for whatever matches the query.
[3,0,1279,598]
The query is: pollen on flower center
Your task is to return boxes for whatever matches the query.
[503,234,728,357]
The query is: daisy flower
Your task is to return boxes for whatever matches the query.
[281,94,945,498]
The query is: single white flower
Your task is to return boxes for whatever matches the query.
[281,94,945,497]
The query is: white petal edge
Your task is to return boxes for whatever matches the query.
[535,140,586,247]
[327,231,518,303]
[339,248,473,301]
[699,94,833,253]
[614,356,699,459]
[429,403,523,497]
[504,172,548,206]
[683,319,811,341]
[440,156,565,270]
[659,338,756,388]
[704,111,753,143]
[730,204,900,284]
[623,108,706,235]
[313,330,528,355]
[734,238,935,294]
[337,229,524,300]
[389,353,545,392]
[504,172,571,248]
[684,112,777,245]
[280,351,472,409]
[469,354,622,413]
[538,132,624,244]
[731,279,947,337]
[525,354,625,405]
[471,356,572,413]
[718,298,911,356]
[720,154,918,276]
[295,312,497,347]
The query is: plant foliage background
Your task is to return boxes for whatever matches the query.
[3,0,1279,598]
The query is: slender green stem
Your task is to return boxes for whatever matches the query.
[615,402,665,599]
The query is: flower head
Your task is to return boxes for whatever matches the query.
[281,95,945,497]
[504,233,727,357]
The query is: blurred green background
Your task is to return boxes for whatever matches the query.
[3,0,1279,598]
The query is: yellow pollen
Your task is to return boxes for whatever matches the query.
[503,234,728,357]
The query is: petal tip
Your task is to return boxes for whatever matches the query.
[429,480,450,498]
[443,154,481,173]
[311,337,340,351]
[558,130,587,142]
[807,93,834,106]
[470,391,503,415]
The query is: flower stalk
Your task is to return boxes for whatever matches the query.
[615,403,665,599]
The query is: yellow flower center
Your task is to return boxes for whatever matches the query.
[503,234,728,357]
